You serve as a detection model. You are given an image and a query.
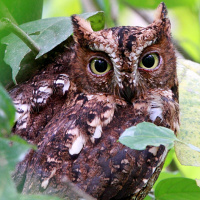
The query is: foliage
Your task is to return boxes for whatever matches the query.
[0,0,200,200]
[0,84,15,135]
[119,122,177,150]
[176,59,200,166]
[119,121,200,153]
[119,122,200,199]
[154,178,200,200]
[0,0,43,87]
[1,11,104,84]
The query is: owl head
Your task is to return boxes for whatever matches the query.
[71,3,178,103]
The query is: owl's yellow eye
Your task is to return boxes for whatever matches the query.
[90,58,112,75]
[139,53,159,70]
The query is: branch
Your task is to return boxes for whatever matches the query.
[0,18,40,55]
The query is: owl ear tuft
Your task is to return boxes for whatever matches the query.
[71,15,93,43]
[154,2,168,22]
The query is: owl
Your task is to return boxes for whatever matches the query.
[10,3,179,200]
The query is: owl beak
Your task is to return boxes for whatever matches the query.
[119,84,136,103]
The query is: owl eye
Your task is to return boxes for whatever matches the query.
[89,58,112,75]
[139,53,159,70]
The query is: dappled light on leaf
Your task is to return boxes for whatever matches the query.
[175,59,200,166]
[119,122,177,150]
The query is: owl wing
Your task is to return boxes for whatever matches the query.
[10,71,71,142]
[12,90,175,200]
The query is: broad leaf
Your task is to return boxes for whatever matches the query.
[0,137,31,200]
[0,135,59,200]
[0,83,15,135]
[143,195,152,200]
[0,137,31,171]
[155,178,200,200]
[20,195,61,200]
[36,12,105,58]
[0,0,43,25]
[0,167,19,200]
[175,59,200,166]
[1,11,105,83]
[153,171,182,189]
[173,154,200,180]
[119,122,177,150]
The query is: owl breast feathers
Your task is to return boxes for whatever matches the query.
[11,3,179,200]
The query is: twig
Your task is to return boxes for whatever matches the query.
[0,18,40,55]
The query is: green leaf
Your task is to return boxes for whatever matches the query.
[1,11,105,83]
[0,135,59,200]
[0,53,12,87]
[155,178,200,200]
[173,155,200,180]
[0,137,31,171]
[0,0,43,25]
[80,12,105,32]
[175,59,200,166]
[119,122,177,150]
[143,195,153,200]
[8,135,37,150]
[0,137,32,200]
[0,83,15,135]
[35,12,104,58]
[2,35,36,83]
[0,168,19,200]
[153,171,182,189]
[20,194,62,200]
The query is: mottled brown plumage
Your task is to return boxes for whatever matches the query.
[10,3,179,200]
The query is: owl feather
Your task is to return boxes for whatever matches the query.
[11,3,179,200]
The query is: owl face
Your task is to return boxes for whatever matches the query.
[71,4,177,102]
